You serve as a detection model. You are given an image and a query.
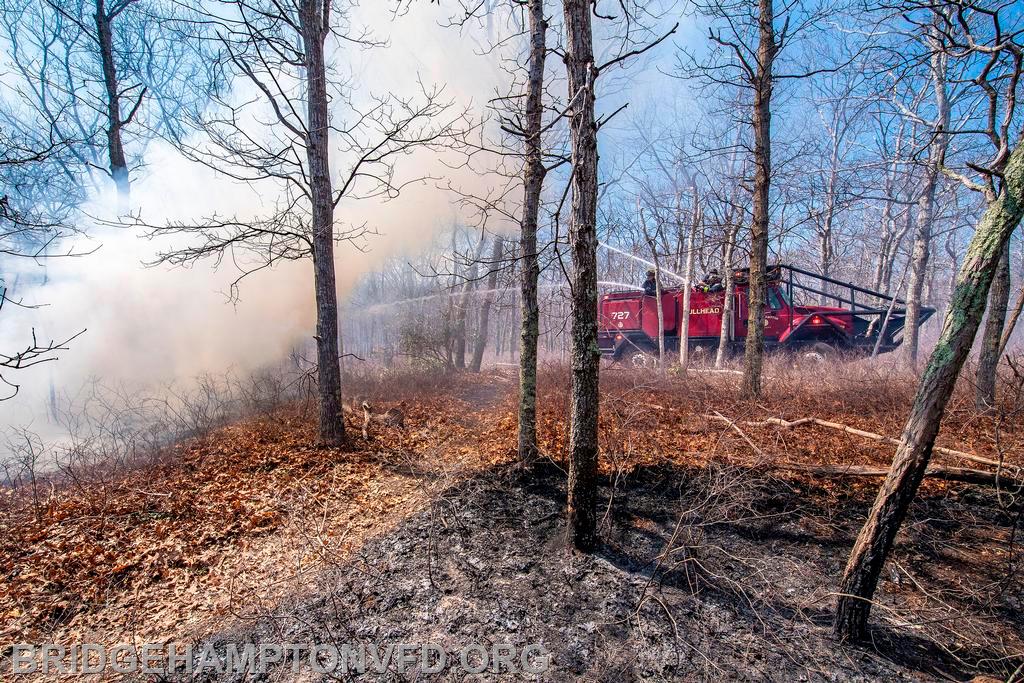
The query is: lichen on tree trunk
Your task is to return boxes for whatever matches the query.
[834,141,1024,644]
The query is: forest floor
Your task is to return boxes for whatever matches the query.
[1,360,1022,681]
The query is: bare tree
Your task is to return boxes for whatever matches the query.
[454,231,487,370]
[428,0,558,464]
[470,236,505,372]
[681,0,854,396]
[639,201,666,365]
[976,241,1011,408]
[835,1,1024,642]
[516,0,548,466]
[998,272,1024,357]
[904,14,953,366]
[95,0,136,200]
[563,0,676,550]
[563,0,601,550]
[0,132,89,398]
[0,288,83,400]
[714,222,738,367]
[142,0,462,446]
[680,185,700,370]
[742,0,776,398]
[868,112,917,294]
[805,68,869,298]
[1,0,214,205]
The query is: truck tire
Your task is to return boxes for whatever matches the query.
[623,347,659,369]
[801,342,835,364]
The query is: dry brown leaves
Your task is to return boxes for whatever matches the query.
[1,364,1018,650]
[0,372,515,647]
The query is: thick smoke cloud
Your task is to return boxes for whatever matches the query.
[0,3,506,434]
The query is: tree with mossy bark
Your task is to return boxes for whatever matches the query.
[835,0,1024,643]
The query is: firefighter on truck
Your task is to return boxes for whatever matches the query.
[642,270,657,296]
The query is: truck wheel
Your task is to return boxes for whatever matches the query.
[801,342,835,364]
[624,348,659,369]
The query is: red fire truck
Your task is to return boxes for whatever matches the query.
[598,264,933,367]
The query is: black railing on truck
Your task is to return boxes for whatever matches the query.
[778,264,934,349]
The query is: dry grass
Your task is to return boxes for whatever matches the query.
[0,359,1021,679]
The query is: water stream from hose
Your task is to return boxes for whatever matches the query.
[598,242,687,282]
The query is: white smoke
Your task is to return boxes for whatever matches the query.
[0,3,512,434]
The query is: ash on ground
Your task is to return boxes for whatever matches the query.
[190,459,1017,681]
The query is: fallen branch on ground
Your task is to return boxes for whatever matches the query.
[709,414,1018,474]
[767,462,1020,488]
[708,413,1021,488]
[711,411,766,458]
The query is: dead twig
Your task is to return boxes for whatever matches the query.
[735,415,1019,473]
[710,411,766,459]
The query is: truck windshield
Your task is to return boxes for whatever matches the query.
[768,288,788,310]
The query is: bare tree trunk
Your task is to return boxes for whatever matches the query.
[873,202,895,293]
[879,209,914,295]
[874,127,907,293]
[818,166,837,304]
[454,234,485,370]
[941,228,962,324]
[905,24,949,366]
[652,250,666,365]
[302,0,344,446]
[517,0,548,466]
[818,219,833,304]
[640,202,665,366]
[834,142,1024,644]
[998,281,1024,358]
[496,308,505,357]
[443,300,455,370]
[95,0,131,203]
[563,0,600,552]
[471,236,504,372]
[905,200,933,365]
[680,187,700,370]
[976,241,1011,409]
[338,330,346,380]
[715,224,737,368]
[742,0,776,399]
[673,205,686,275]
[872,261,910,358]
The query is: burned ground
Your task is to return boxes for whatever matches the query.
[1,363,1022,681]
[192,459,1021,681]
